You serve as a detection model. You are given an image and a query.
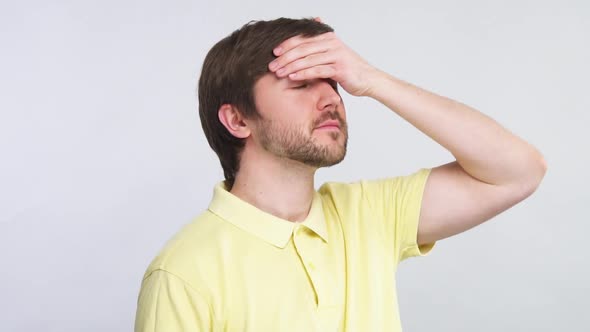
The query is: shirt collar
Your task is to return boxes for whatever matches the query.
[207,182,328,248]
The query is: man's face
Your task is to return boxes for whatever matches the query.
[250,73,348,168]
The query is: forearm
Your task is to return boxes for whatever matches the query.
[366,70,547,187]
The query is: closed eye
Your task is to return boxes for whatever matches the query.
[293,84,308,89]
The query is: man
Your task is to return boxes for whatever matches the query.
[135,17,546,331]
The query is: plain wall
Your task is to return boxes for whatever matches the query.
[1,0,588,330]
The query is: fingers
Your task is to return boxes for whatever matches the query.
[269,31,339,82]
[269,40,328,71]
[275,52,334,78]
[273,31,334,57]
[287,65,336,81]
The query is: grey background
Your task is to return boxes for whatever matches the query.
[1,0,588,331]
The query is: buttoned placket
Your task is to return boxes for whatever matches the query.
[292,224,342,332]
[293,224,339,306]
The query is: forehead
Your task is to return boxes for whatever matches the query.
[254,73,289,88]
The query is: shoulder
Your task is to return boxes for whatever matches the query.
[318,168,431,204]
[141,210,233,289]
[317,179,363,204]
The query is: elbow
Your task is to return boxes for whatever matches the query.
[522,154,548,196]
[535,152,548,184]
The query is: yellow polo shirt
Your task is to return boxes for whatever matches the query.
[135,168,435,331]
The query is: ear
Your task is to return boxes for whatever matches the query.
[218,104,251,139]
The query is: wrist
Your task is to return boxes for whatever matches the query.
[363,69,392,99]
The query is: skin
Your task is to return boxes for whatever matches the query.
[252,75,348,169]
[219,18,547,243]
[218,69,348,222]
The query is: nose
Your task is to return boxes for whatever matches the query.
[317,80,342,111]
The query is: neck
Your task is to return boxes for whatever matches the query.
[230,147,316,223]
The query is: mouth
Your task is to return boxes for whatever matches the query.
[315,120,341,130]
[316,126,340,130]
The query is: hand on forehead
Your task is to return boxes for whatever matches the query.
[267,17,376,97]
[268,32,337,80]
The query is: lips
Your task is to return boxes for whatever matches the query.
[315,120,340,130]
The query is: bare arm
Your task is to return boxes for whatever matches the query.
[269,30,547,244]
[365,72,547,244]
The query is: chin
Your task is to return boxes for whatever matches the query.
[318,149,347,167]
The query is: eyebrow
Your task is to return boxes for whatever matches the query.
[284,78,309,87]
[285,78,335,86]
[286,77,309,84]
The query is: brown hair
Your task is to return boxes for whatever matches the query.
[197,18,334,189]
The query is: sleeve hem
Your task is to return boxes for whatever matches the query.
[400,167,436,261]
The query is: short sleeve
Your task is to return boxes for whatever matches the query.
[360,168,436,266]
[135,269,214,332]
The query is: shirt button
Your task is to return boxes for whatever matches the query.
[308,262,316,270]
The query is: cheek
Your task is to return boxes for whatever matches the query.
[253,89,313,128]
[267,103,309,128]
[339,102,347,117]
[256,95,298,120]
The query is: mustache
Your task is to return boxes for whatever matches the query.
[313,111,346,129]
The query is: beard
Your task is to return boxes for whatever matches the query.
[256,111,348,168]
